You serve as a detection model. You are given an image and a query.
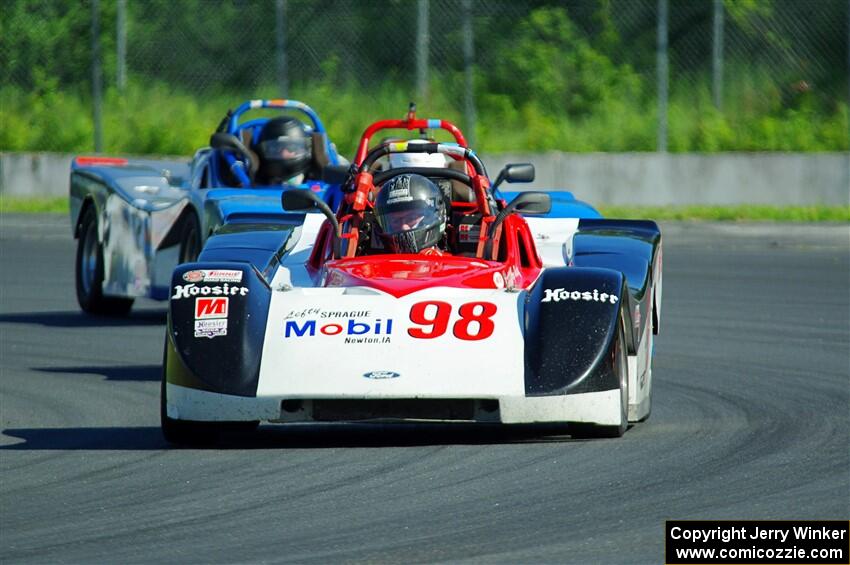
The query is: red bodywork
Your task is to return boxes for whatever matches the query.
[74,156,128,167]
[305,112,543,298]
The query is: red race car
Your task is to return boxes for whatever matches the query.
[162,108,662,445]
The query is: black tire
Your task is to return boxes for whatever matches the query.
[160,370,220,447]
[178,213,202,264]
[75,206,134,316]
[637,309,654,423]
[571,311,629,439]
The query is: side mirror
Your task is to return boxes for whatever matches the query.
[485,192,551,258]
[282,189,341,258]
[492,163,535,191]
[503,191,551,216]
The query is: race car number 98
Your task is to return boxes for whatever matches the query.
[408,301,497,341]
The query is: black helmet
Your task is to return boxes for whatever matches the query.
[254,117,312,184]
[375,174,447,253]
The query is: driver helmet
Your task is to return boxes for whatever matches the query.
[254,116,312,184]
[375,174,447,253]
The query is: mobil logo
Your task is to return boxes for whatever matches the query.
[195,297,228,319]
[284,317,393,338]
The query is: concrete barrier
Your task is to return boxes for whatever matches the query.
[2,151,848,205]
[485,152,850,206]
[1,153,75,198]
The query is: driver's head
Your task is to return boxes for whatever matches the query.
[375,174,446,253]
[254,117,312,184]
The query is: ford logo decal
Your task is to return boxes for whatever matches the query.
[363,371,401,380]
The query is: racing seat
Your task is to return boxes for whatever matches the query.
[306,132,331,180]
[445,159,480,255]
[448,159,475,202]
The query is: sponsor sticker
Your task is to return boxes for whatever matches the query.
[183,269,243,283]
[284,308,370,319]
[183,270,204,283]
[281,302,498,343]
[504,266,522,290]
[386,176,413,204]
[363,371,401,380]
[492,272,505,289]
[458,223,480,243]
[195,297,228,319]
[172,283,249,300]
[284,317,394,343]
[194,319,227,338]
[541,288,619,304]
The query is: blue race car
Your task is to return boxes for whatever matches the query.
[69,99,347,315]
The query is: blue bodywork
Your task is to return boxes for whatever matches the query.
[189,99,345,236]
[499,190,602,219]
[69,99,346,302]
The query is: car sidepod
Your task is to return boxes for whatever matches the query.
[572,219,662,422]
[497,267,629,433]
[163,263,272,421]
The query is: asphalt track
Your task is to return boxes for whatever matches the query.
[1,214,848,564]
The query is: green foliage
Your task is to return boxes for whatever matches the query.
[0,0,116,89]
[488,7,643,118]
[1,76,846,156]
[1,2,846,155]
[0,85,92,151]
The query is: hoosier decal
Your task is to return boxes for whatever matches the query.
[195,319,227,338]
[172,283,249,299]
[541,288,619,304]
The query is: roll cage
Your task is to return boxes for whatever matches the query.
[291,108,545,273]
[213,99,341,187]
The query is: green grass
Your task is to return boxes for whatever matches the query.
[2,196,847,222]
[597,205,850,222]
[0,196,68,213]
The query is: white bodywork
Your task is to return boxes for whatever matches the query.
[166,214,654,427]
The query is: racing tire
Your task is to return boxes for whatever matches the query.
[636,309,654,423]
[160,375,221,446]
[570,310,629,439]
[178,213,202,264]
[160,347,259,446]
[75,206,134,316]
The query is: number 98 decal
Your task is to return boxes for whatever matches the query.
[407,301,497,341]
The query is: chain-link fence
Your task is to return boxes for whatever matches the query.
[1,0,847,155]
